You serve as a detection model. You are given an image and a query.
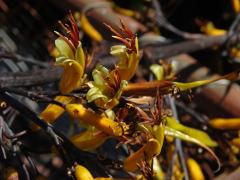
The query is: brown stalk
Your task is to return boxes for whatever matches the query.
[122,80,174,96]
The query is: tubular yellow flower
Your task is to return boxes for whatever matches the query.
[75,164,94,180]
[106,21,140,80]
[71,128,109,151]
[123,138,161,171]
[209,118,240,130]
[66,104,126,136]
[187,158,205,180]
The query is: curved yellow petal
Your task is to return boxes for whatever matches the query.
[123,138,161,171]
[75,42,85,68]
[71,129,108,151]
[110,38,140,81]
[59,61,83,94]
[118,51,139,80]
[75,165,94,180]
[55,38,74,59]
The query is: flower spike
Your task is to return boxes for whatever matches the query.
[105,21,140,80]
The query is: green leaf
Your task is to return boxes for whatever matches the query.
[174,71,240,91]
[165,126,220,172]
[174,80,212,91]
[165,116,217,147]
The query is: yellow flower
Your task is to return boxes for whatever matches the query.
[123,138,161,171]
[54,13,88,94]
[40,13,90,124]
[66,104,127,136]
[106,21,140,80]
[75,164,113,180]
[87,65,128,109]
[71,127,109,151]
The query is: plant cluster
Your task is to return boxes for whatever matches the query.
[34,13,239,179]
